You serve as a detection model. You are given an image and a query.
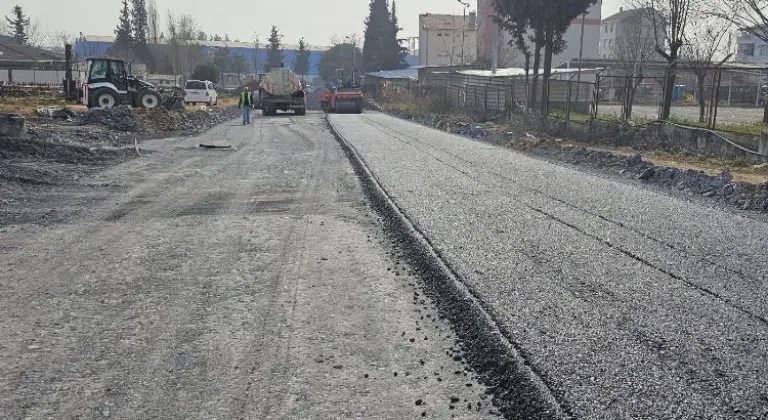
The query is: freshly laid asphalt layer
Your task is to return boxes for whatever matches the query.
[0,112,499,419]
[329,112,768,420]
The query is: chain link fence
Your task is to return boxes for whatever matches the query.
[364,65,767,137]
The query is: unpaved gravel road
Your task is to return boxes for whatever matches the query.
[330,112,768,419]
[0,113,496,419]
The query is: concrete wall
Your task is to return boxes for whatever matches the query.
[539,117,768,163]
[419,26,477,66]
[0,69,69,85]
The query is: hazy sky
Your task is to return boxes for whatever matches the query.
[19,0,626,47]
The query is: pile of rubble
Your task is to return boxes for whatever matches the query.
[68,105,237,134]
[74,106,141,132]
[134,108,236,133]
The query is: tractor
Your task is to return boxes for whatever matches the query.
[80,57,164,110]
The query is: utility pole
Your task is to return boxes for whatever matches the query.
[457,0,469,65]
[491,18,499,74]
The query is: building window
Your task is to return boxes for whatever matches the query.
[610,24,614,32]
[738,43,755,57]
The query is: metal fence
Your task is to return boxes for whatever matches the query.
[592,66,767,136]
[366,66,768,137]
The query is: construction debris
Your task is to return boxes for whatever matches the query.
[199,144,232,149]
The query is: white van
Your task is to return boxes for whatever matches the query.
[184,80,218,106]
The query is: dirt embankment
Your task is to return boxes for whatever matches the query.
[386,110,768,213]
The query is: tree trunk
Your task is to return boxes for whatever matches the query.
[763,99,768,125]
[660,47,679,120]
[622,77,632,121]
[540,39,554,116]
[530,40,542,114]
[697,75,706,124]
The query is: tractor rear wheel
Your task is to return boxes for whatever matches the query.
[138,89,162,109]
[93,89,119,109]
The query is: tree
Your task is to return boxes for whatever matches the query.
[132,0,151,63]
[25,19,49,48]
[192,63,220,83]
[5,5,30,44]
[494,0,596,114]
[224,34,231,42]
[612,11,659,120]
[681,15,732,122]
[318,40,363,81]
[294,37,311,77]
[633,0,697,120]
[147,0,159,44]
[214,47,248,74]
[114,0,134,57]
[265,25,284,71]
[212,34,222,42]
[712,0,768,122]
[362,0,406,71]
[165,12,202,76]
[385,0,408,69]
[197,31,207,41]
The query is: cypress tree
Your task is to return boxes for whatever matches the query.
[114,0,133,54]
[265,26,284,72]
[5,5,30,45]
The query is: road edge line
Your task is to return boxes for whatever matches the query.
[327,115,571,420]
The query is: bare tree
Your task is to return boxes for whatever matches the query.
[147,0,159,44]
[170,14,203,77]
[680,14,732,122]
[634,0,698,119]
[612,12,658,120]
[712,0,768,122]
[26,19,49,48]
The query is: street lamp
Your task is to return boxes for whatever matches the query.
[457,0,470,65]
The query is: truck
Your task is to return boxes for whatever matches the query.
[259,67,306,116]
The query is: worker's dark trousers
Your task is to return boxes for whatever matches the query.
[242,106,251,124]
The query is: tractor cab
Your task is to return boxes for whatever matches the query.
[82,57,162,110]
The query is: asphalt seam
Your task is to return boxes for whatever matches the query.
[358,116,768,327]
[327,115,570,420]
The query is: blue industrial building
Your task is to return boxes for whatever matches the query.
[74,36,418,77]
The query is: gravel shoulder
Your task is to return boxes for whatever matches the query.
[329,112,768,419]
[0,112,495,419]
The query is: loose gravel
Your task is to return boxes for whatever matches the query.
[387,110,768,213]
[329,112,768,420]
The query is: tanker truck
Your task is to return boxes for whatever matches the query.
[259,66,306,116]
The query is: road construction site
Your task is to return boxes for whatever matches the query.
[1,109,768,419]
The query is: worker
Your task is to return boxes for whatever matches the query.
[239,87,253,125]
